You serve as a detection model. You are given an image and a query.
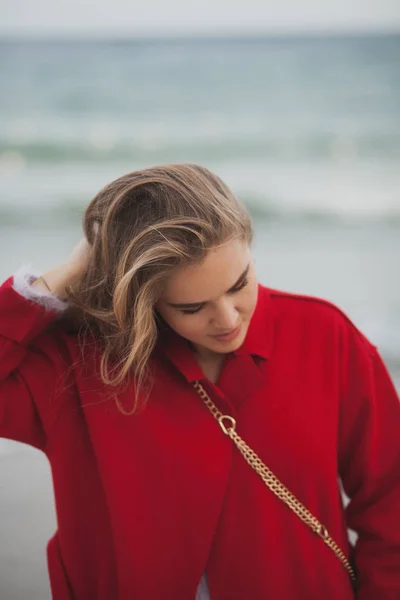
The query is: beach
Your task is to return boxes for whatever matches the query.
[0,448,55,599]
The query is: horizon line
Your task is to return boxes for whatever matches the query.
[1,28,400,42]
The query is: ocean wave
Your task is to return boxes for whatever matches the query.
[0,197,399,228]
[1,132,400,165]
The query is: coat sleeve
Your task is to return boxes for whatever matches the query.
[338,322,400,600]
[0,275,74,451]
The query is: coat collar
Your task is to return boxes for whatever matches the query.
[156,283,274,384]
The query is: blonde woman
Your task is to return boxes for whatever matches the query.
[1,164,399,599]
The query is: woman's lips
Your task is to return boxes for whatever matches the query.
[211,324,241,342]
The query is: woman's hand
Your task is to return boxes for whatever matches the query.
[31,237,92,300]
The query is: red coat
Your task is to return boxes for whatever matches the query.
[1,275,400,600]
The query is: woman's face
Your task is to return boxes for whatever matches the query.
[155,238,258,360]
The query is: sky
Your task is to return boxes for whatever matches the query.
[1,0,400,37]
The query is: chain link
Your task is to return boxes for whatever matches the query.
[193,380,356,587]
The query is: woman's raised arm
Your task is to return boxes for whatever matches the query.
[0,238,91,450]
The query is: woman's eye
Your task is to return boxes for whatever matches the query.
[232,278,248,293]
[181,306,203,315]
[180,278,249,315]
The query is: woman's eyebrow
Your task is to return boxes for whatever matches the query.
[166,263,250,309]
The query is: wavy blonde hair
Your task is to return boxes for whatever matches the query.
[67,164,253,414]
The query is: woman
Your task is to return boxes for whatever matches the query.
[0,163,399,600]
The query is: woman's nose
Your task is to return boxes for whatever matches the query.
[212,304,239,330]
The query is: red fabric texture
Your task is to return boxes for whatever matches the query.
[0,275,400,599]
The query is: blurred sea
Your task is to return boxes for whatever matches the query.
[0,35,399,455]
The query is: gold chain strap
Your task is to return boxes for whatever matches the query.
[193,380,356,587]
